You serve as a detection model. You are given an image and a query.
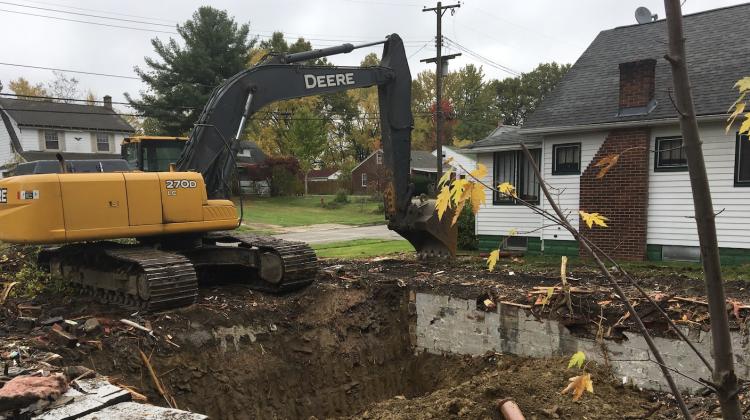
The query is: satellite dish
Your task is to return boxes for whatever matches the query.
[635,6,658,24]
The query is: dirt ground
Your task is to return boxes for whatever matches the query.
[2,251,749,419]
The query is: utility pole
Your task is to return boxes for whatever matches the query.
[422,1,460,190]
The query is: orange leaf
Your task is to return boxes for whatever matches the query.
[594,154,620,179]
[561,373,594,401]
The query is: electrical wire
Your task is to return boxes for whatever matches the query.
[19,0,178,24]
[0,7,178,34]
[0,62,141,80]
[0,1,175,27]
[443,37,521,76]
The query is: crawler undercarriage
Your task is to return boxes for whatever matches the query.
[39,233,318,312]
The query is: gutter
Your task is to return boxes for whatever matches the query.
[461,141,543,154]
[518,113,728,135]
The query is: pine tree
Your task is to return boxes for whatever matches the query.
[126,7,255,135]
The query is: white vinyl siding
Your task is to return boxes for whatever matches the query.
[0,122,12,168]
[542,132,605,242]
[475,153,541,238]
[648,123,750,249]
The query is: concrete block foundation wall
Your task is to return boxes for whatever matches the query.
[412,292,750,393]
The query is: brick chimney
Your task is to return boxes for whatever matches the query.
[103,95,112,110]
[618,59,656,108]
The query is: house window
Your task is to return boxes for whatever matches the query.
[552,143,581,175]
[44,131,60,150]
[735,133,750,186]
[492,148,541,205]
[376,152,383,165]
[96,133,110,152]
[361,172,368,187]
[655,136,687,171]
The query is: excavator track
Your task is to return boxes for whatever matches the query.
[42,244,199,312]
[204,232,318,292]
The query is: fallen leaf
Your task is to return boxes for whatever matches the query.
[567,351,586,369]
[497,182,517,198]
[561,373,594,401]
[487,250,500,272]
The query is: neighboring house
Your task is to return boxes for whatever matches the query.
[307,167,342,195]
[435,146,477,178]
[0,96,134,177]
[351,149,452,195]
[463,4,750,264]
[351,149,387,195]
[235,140,269,195]
[308,168,341,182]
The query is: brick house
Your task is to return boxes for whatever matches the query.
[0,96,135,177]
[463,4,750,264]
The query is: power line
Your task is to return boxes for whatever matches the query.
[20,0,178,24]
[0,62,141,80]
[0,1,175,27]
[443,37,521,76]
[0,8,178,34]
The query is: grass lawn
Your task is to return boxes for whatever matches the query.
[496,254,750,282]
[312,239,414,259]
[238,195,384,227]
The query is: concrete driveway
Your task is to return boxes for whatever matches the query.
[272,223,402,244]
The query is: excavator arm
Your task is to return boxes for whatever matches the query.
[177,34,456,258]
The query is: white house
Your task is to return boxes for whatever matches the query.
[434,146,476,178]
[0,95,134,177]
[463,4,750,265]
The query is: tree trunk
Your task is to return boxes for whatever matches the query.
[304,172,309,196]
[663,1,742,418]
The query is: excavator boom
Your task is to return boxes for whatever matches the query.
[177,34,456,257]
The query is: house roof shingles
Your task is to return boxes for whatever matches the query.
[0,98,134,132]
[523,4,750,131]
[410,150,439,172]
[463,125,542,151]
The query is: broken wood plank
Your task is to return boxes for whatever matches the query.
[499,301,532,309]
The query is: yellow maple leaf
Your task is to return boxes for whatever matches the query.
[740,113,750,136]
[567,351,586,369]
[579,211,608,228]
[497,182,517,198]
[735,77,750,92]
[508,228,517,237]
[438,169,453,188]
[540,286,554,306]
[469,163,488,181]
[436,186,451,220]
[727,101,746,132]
[487,249,500,272]
[450,179,470,206]
[561,373,594,401]
[469,182,486,214]
[594,154,620,179]
[451,198,466,226]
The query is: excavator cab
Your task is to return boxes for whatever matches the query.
[121,136,188,172]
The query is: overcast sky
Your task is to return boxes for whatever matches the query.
[0,0,744,107]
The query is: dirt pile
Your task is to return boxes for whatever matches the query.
[2,254,745,418]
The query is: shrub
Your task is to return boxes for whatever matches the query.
[271,166,303,196]
[456,203,478,250]
[333,189,350,204]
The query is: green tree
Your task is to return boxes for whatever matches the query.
[287,106,328,194]
[490,62,571,126]
[126,6,255,135]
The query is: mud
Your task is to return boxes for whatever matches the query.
[4,253,745,418]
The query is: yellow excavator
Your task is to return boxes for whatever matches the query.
[0,34,456,311]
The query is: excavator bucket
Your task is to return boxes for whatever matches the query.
[390,199,457,259]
